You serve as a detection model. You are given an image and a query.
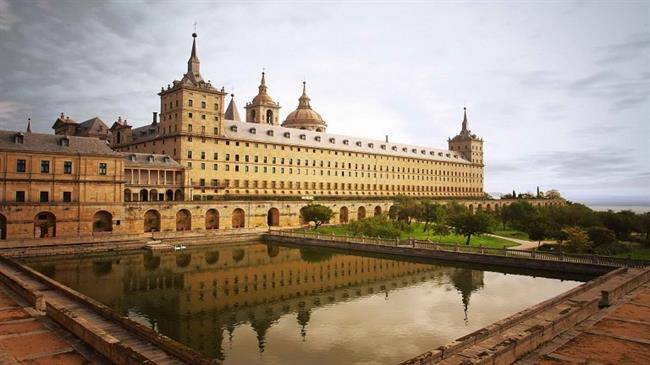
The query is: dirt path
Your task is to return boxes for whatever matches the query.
[486,234,546,250]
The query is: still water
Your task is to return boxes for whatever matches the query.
[23,242,583,365]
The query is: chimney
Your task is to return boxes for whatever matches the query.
[385,135,389,143]
[153,112,158,124]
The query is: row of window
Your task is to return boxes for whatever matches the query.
[13,191,72,203]
[125,138,479,169]
[192,177,481,193]
[11,160,107,175]
[162,99,219,111]
[185,152,481,177]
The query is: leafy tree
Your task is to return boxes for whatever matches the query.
[545,189,562,199]
[432,223,450,241]
[450,212,493,245]
[501,201,536,231]
[561,227,591,253]
[444,201,468,220]
[392,196,421,225]
[598,210,637,241]
[420,201,446,232]
[300,204,334,228]
[586,226,620,255]
[526,216,549,246]
[348,215,402,239]
[639,212,650,242]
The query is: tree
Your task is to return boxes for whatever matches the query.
[586,226,618,254]
[348,214,402,239]
[599,210,637,241]
[545,189,562,199]
[392,196,421,225]
[523,211,551,246]
[450,212,493,245]
[432,223,450,241]
[501,201,536,231]
[300,204,334,228]
[444,201,468,220]
[561,227,591,253]
[420,201,446,232]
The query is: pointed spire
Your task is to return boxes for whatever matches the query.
[298,81,311,108]
[186,32,202,80]
[224,94,241,122]
[26,118,32,133]
[462,107,468,132]
[258,71,268,94]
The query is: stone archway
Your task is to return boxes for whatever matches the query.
[232,208,245,228]
[93,210,113,232]
[174,189,183,201]
[176,209,192,231]
[34,212,56,238]
[165,189,174,201]
[339,207,349,224]
[144,209,161,232]
[374,206,382,216]
[205,209,219,230]
[149,189,158,201]
[267,208,280,226]
[357,206,366,220]
[124,189,131,202]
[0,214,6,240]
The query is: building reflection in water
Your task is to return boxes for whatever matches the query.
[25,242,487,361]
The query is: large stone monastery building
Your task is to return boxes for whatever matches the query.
[0,32,539,243]
[108,33,485,200]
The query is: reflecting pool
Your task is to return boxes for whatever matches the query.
[22,242,584,365]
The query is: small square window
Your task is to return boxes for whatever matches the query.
[39,191,49,203]
[64,161,72,174]
[16,159,26,172]
[62,192,72,202]
[15,191,25,202]
[99,163,107,175]
[40,160,50,173]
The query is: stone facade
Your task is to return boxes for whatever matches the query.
[108,33,484,201]
[0,31,563,244]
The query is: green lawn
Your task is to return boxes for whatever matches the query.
[493,229,530,240]
[615,247,650,260]
[313,223,517,248]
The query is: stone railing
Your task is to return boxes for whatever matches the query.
[267,229,650,269]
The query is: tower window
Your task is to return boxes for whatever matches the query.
[189,99,193,107]
[201,101,206,108]
[266,110,273,124]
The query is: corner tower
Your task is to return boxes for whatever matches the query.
[448,107,483,165]
[157,32,227,141]
[245,72,281,125]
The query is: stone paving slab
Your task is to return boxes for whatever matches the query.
[0,283,108,365]
[520,282,650,365]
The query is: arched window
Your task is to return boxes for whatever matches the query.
[251,109,256,121]
[266,110,273,124]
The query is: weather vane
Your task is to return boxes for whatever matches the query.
[193,21,197,33]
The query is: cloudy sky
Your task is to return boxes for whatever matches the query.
[0,0,648,204]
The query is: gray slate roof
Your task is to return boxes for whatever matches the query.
[0,130,120,156]
[76,117,109,136]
